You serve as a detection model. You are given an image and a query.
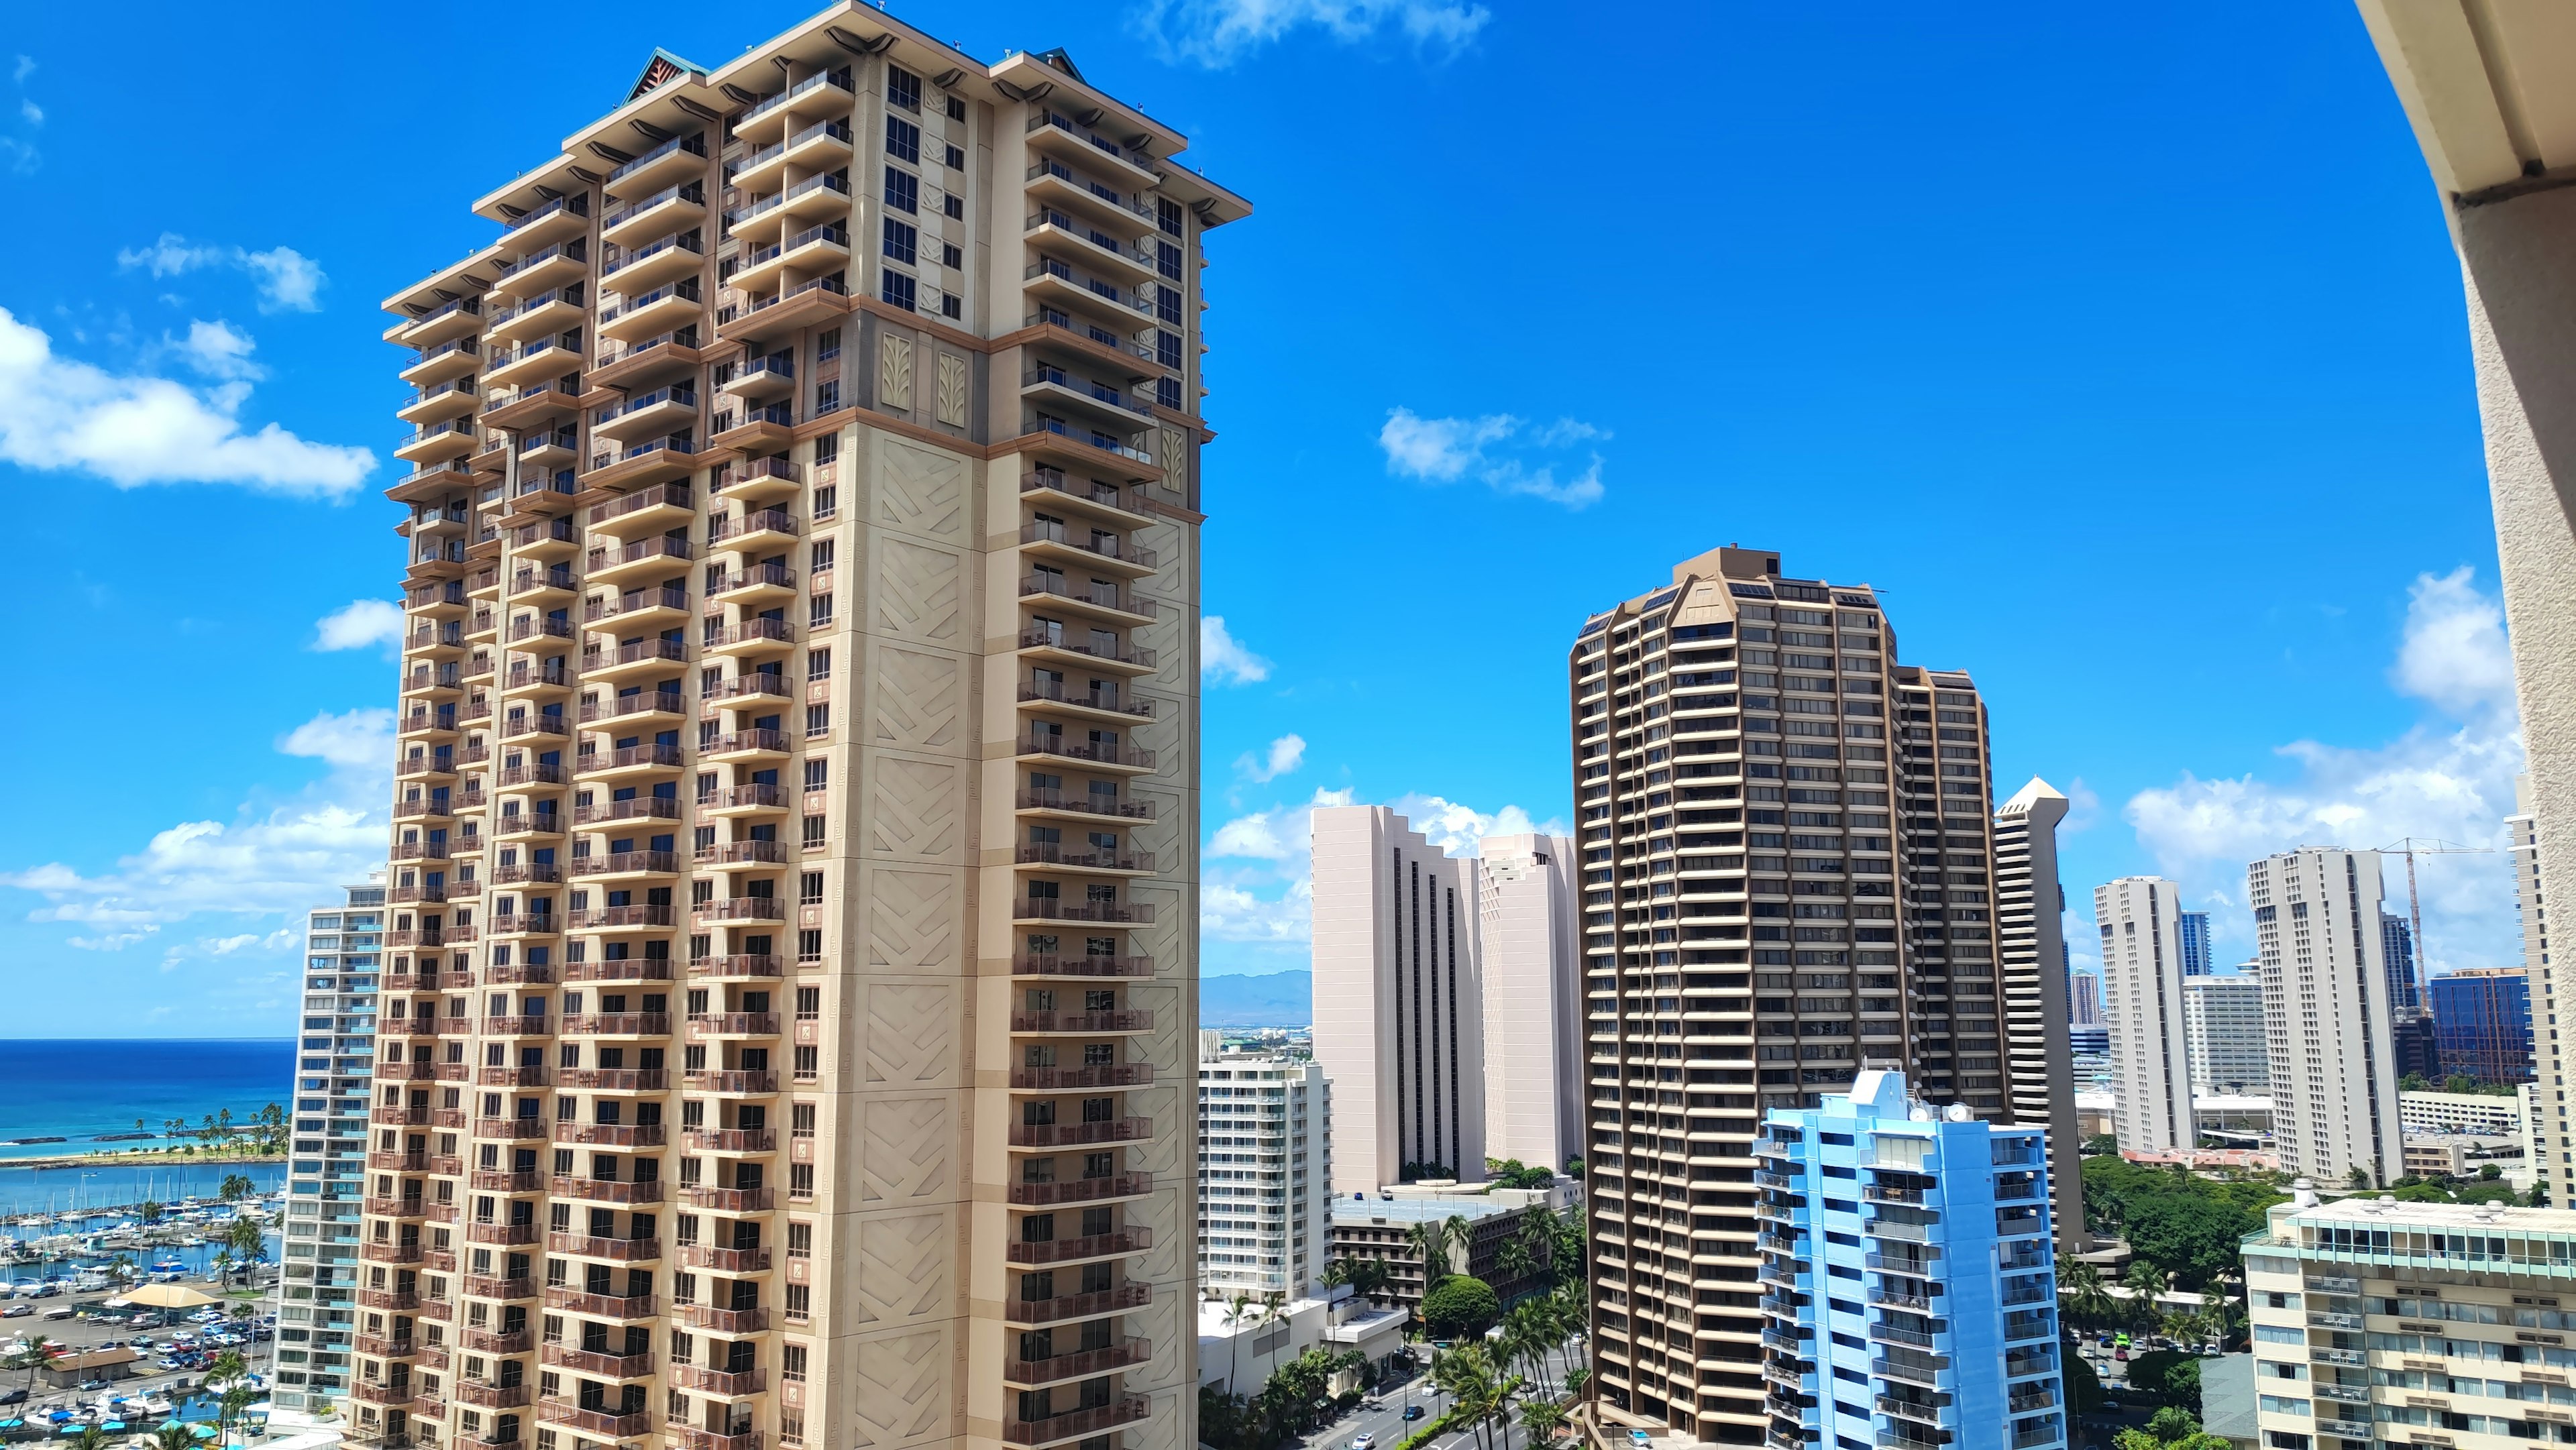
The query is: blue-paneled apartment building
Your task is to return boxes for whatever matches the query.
[1758,1070,2066,1450]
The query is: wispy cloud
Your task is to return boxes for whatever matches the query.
[313,599,405,655]
[2123,566,2523,974]
[1238,733,1305,783]
[1134,0,1489,67]
[1201,615,1272,685]
[174,319,264,382]
[1,54,36,172]
[118,233,329,313]
[0,306,374,495]
[1379,406,1607,508]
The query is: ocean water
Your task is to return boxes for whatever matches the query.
[0,1040,297,1160]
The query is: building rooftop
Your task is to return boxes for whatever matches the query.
[1330,1195,1524,1225]
[2199,1353,2257,1443]
[2283,1198,2576,1231]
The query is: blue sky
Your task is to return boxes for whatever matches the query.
[0,1,2523,1036]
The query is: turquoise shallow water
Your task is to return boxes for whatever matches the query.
[0,1039,297,1161]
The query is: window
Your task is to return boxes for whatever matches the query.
[816,328,841,361]
[803,812,826,844]
[940,292,961,320]
[884,115,920,164]
[945,95,965,121]
[882,166,918,214]
[811,484,837,520]
[805,649,831,681]
[814,380,840,412]
[1155,331,1182,368]
[800,872,824,905]
[1155,286,1181,324]
[792,1045,819,1081]
[1155,377,1181,410]
[1157,198,1184,237]
[943,194,963,219]
[941,243,962,270]
[879,269,916,311]
[802,759,828,790]
[797,929,823,962]
[1156,241,1182,281]
[887,66,920,112]
[943,144,964,170]
[809,539,836,571]
[808,594,835,628]
[804,705,830,739]
[881,217,917,264]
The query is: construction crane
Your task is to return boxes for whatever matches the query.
[2377,836,2499,1005]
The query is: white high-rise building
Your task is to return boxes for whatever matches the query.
[2182,973,2269,1095]
[1311,805,1487,1192]
[1195,1054,1329,1298]
[1994,778,2086,1255]
[2512,775,2566,1200]
[272,877,386,1412]
[2096,877,2197,1153]
[1475,832,1580,1175]
[2250,848,2406,1185]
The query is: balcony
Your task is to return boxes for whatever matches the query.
[574,796,683,828]
[700,783,792,817]
[679,1304,771,1334]
[716,275,849,345]
[599,280,703,343]
[602,231,704,292]
[582,433,700,490]
[1022,468,1150,522]
[608,131,710,198]
[1018,630,1155,678]
[401,339,482,387]
[553,1174,665,1205]
[731,119,851,194]
[502,193,591,247]
[691,953,784,979]
[560,1011,673,1038]
[567,904,676,932]
[728,170,855,239]
[710,402,796,453]
[702,729,792,761]
[1010,954,1155,981]
[558,1068,670,1091]
[462,1274,537,1303]
[576,744,688,781]
[674,1431,763,1450]
[1006,1229,1158,1279]
[1025,209,1157,286]
[719,353,796,403]
[709,507,800,549]
[734,68,853,145]
[486,286,584,345]
[1023,363,1155,427]
[681,1072,781,1098]
[1014,842,1155,874]
[395,420,480,465]
[484,337,581,389]
[714,455,803,504]
[537,1402,653,1439]
[1008,1116,1151,1150]
[677,1241,774,1271]
[702,673,794,708]
[541,1344,655,1380]
[588,585,692,628]
[589,536,692,585]
[1020,571,1155,624]
[600,185,707,253]
[565,956,675,983]
[453,1381,531,1410]
[1010,900,1154,927]
[400,380,481,425]
[396,296,483,348]
[1002,1395,1149,1447]
[709,563,798,604]
[1024,156,1157,233]
[1005,1172,1152,1208]
[1010,1063,1155,1091]
[1020,521,1157,577]
[482,380,582,431]
[576,693,686,727]
[555,1123,667,1149]
[541,1286,659,1320]
[733,221,848,294]
[687,1013,780,1040]
[594,384,699,444]
[678,1183,777,1211]
[1017,732,1155,773]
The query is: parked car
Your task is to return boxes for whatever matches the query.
[0,1390,26,1407]
[1350,1435,1376,1450]
[1,1306,29,1319]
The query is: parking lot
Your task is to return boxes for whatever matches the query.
[0,1284,274,1419]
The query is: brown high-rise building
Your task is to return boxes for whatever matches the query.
[358,15,1243,1450]
[1569,545,2047,1445]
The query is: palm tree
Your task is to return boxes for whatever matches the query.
[2125,1261,2173,1329]
[14,1335,53,1398]
[1518,1398,1570,1447]
[1442,1215,1476,1282]
[219,1384,256,1447]
[219,1174,254,1204]
[1345,1256,1391,1306]
[2061,1260,2116,1330]
[1220,1292,1256,1394]
[1407,1221,1452,1286]
[72,1425,107,1450]
[211,1248,235,1287]
[1430,1345,1504,1450]
[154,1425,197,1450]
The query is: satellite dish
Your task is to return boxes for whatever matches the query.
[1944,1104,1972,1123]
[1909,1107,1933,1122]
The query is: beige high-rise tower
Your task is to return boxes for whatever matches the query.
[359,15,1244,1450]
[1570,545,2043,1445]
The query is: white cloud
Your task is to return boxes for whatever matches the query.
[0,306,374,495]
[176,319,264,381]
[3,706,392,936]
[1202,879,1314,943]
[1378,406,1607,508]
[313,599,405,655]
[2123,567,2524,974]
[117,233,328,313]
[17,100,37,127]
[1385,792,1565,856]
[11,56,31,85]
[1200,786,1559,953]
[1238,733,1305,783]
[1135,0,1490,66]
[1201,615,1272,685]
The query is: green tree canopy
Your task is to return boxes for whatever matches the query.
[1423,1276,1501,1341]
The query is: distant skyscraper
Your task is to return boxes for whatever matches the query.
[1197,1053,1330,1298]
[1311,805,1486,1191]
[1757,1070,2065,1450]
[1474,832,1582,1175]
[2383,911,2423,1010]
[1994,777,2086,1254]
[2069,971,2102,1027]
[2182,973,2269,1095]
[2512,776,2566,1198]
[2430,968,2537,1086]
[273,877,386,1412]
[2097,877,2197,1153]
[2176,909,2213,978]
[2251,849,2405,1185]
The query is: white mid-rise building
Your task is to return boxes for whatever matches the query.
[2512,776,2567,1201]
[271,877,386,1412]
[1311,805,1487,1192]
[1197,1054,1330,1298]
[1475,831,1580,1175]
[2098,877,2198,1153]
[2182,972,2270,1095]
[2251,848,2406,1185]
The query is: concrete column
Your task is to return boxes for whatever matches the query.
[2461,188,2576,1150]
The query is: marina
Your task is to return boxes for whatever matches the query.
[0,1168,286,1291]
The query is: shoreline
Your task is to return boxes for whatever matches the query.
[0,1148,284,1173]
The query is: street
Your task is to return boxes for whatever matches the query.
[1302,1339,1586,1450]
